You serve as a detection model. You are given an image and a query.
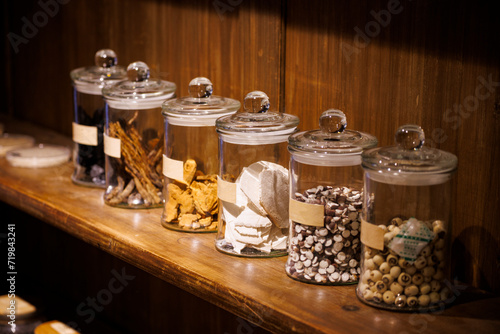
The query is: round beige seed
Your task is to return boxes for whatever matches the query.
[418,294,431,306]
[430,280,441,292]
[398,272,412,286]
[363,289,374,301]
[422,266,436,277]
[379,262,390,274]
[405,265,417,276]
[383,290,396,304]
[419,283,431,295]
[404,284,419,296]
[373,254,384,266]
[407,296,418,307]
[390,281,404,295]
[412,273,424,285]
[365,258,376,270]
[429,292,440,303]
[395,295,407,308]
[399,258,409,268]
[376,281,387,293]
[386,254,398,267]
[390,266,401,278]
[369,270,383,283]
[382,274,394,285]
[414,256,427,270]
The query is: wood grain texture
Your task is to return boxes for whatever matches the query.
[6,206,269,334]
[1,116,499,334]
[4,0,282,135]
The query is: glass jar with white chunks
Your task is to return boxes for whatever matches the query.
[215,91,300,257]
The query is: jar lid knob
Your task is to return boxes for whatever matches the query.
[127,61,150,82]
[319,109,346,133]
[94,49,117,68]
[395,124,425,150]
[243,91,270,113]
[188,77,213,98]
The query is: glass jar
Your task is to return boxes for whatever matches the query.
[285,110,377,284]
[161,77,240,232]
[215,91,300,257]
[70,49,127,187]
[102,61,176,208]
[356,124,458,311]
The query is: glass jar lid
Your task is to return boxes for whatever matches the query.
[162,77,240,126]
[288,109,377,166]
[362,124,458,185]
[216,91,299,145]
[70,49,127,95]
[102,61,177,110]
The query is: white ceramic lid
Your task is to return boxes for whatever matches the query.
[6,144,71,168]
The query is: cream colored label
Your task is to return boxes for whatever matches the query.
[72,122,98,146]
[289,199,324,227]
[163,155,184,182]
[217,176,237,203]
[104,133,121,158]
[50,322,79,334]
[360,217,385,250]
[0,295,36,316]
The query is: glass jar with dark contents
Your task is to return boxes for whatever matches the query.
[70,49,126,187]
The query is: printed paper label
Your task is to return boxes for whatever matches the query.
[163,155,184,182]
[289,199,325,227]
[72,122,98,146]
[104,133,121,158]
[217,176,237,203]
[388,218,434,263]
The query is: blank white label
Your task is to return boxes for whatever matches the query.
[72,122,98,146]
[104,133,121,158]
[163,155,184,182]
[217,176,237,203]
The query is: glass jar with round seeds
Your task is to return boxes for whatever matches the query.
[285,109,377,284]
[102,61,176,208]
[70,49,127,188]
[160,77,240,232]
[356,124,458,311]
[215,91,299,257]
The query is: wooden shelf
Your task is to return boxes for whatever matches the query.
[0,116,499,334]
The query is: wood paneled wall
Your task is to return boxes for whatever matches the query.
[2,0,499,294]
